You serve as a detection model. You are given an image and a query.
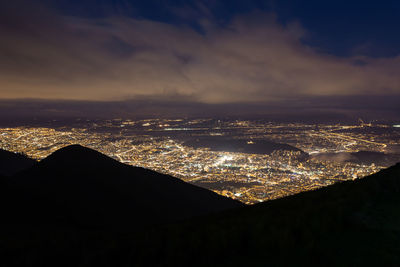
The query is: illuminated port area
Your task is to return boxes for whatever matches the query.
[1,119,399,204]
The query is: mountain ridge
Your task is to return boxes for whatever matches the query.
[0,148,36,176]
[3,144,243,229]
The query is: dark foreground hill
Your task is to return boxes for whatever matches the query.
[0,145,400,266]
[0,148,35,176]
[1,145,242,229]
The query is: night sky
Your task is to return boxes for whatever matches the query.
[1,0,399,113]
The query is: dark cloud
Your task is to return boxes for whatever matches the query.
[0,1,400,104]
[0,95,398,124]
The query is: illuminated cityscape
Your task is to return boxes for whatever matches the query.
[1,119,399,204]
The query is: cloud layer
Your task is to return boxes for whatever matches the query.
[0,2,400,103]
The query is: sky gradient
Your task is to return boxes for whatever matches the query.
[0,0,399,110]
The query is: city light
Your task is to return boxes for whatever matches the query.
[0,118,399,204]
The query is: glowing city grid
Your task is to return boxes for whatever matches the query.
[1,118,399,204]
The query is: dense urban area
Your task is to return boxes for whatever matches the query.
[1,119,399,204]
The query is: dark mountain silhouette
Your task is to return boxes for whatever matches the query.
[0,148,36,176]
[137,162,400,266]
[0,145,399,266]
[2,145,242,229]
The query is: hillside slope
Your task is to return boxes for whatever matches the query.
[0,148,35,176]
[2,145,242,229]
[140,162,400,266]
